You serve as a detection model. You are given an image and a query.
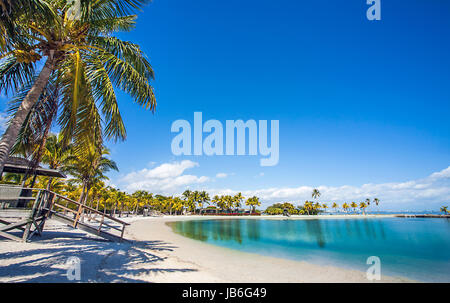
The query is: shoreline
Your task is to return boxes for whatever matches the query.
[124,215,414,282]
[0,214,416,282]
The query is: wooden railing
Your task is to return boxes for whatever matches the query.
[44,190,129,241]
[0,186,129,242]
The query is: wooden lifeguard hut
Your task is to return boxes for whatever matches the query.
[0,157,129,243]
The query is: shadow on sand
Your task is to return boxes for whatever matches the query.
[0,229,196,282]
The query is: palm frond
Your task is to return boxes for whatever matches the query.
[0,54,35,93]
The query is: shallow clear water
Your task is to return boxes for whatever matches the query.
[168,218,450,282]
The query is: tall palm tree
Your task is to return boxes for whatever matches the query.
[332,202,338,213]
[304,201,313,215]
[132,190,147,215]
[365,198,371,214]
[182,189,192,200]
[360,202,368,215]
[350,202,358,214]
[245,196,261,214]
[233,192,244,210]
[66,144,117,206]
[224,195,234,212]
[342,203,350,214]
[373,198,380,214]
[312,188,321,200]
[216,195,227,212]
[0,0,156,174]
[39,133,73,190]
[198,190,210,214]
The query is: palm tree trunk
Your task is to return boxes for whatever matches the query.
[46,177,53,191]
[112,202,117,217]
[0,56,57,174]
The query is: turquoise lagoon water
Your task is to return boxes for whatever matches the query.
[169,218,450,282]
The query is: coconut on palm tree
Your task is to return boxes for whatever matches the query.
[0,0,156,174]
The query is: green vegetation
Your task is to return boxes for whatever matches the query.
[0,0,155,175]
[263,190,381,216]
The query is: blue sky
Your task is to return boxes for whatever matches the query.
[1,0,449,210]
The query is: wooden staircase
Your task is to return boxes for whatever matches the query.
[0,187,129,242]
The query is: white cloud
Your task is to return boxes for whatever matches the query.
[116,163,450,211]
[205,166,450,211]
[429,167,450,180]
[216,173,228,178]
[118,160,209,194]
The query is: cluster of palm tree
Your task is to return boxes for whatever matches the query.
[0,1,155,203]
[183,190,261,214]
[264,189,381,215]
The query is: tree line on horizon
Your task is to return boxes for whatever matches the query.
[263,189,381,215]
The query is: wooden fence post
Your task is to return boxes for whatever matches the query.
[22,191,42,242]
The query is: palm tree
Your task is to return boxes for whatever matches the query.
[216,195,227,213]
[39,133,73,190]
[0,1,54,52]
[182,189,192,200]
[245,196,261,214]
[132,190,147,215]
[116,190,127,217]
[312,188,321,200]
[322,203,328,213]
[198,191,210,215]
[350,202,358,214]
[440,206,448,215]
[332,202,338,214]
[65,144,117,207]
[172,197,184,215]
[364,198,371,214]
[211,195,220,214]
[224,195,234,212]
[359,202,368,215]
[314,202,321,213]
[304,201,313,215]
[0,0,156,174]
[373,198,380,214]
[89,180,105,211]
[342,203,350,214]
[233,192,244,211]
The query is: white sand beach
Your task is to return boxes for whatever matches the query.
[0,215,413,283]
